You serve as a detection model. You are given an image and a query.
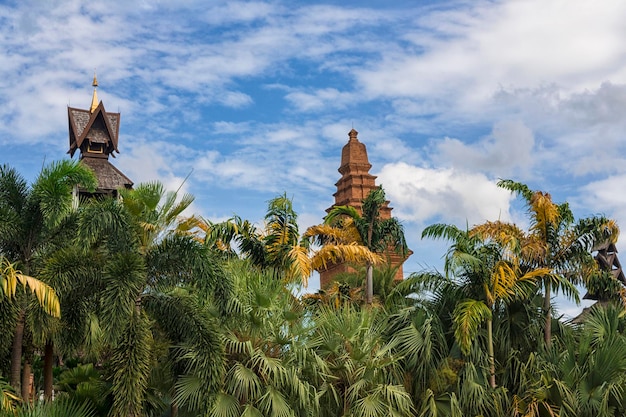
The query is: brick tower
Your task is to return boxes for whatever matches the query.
[68,74,133,199]
[319,129,409,288]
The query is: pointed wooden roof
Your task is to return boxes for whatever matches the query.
[68,102,120,157]
[67,76,132,194]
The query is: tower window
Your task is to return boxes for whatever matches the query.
[87,142,104,153]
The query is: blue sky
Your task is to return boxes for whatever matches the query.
[2,0,626,315]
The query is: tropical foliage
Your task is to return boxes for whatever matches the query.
[3,162,626,417]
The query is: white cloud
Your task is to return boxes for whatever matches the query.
[285,88,355,112]
[577,175,626,227]
[201,1,276,25]
[354,0,626,115]
[377,162,513,226]
[432,120,535,178]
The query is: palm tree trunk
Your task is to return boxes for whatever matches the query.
[9,308,25,392]
[486,318,496,388]
[366,216,374,305]
[365,263,374,305]
[171,384,179,417]
[544,279,552,348]
[43,341,54,401]
[21,357,31,402]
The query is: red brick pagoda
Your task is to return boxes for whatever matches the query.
[319,129,409,288]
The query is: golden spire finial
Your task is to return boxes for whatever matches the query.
[90,70,99,113]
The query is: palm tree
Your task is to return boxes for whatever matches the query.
[302,221,383,290]
[205,193,381,288]
[1,257,61,402]
[421,223,546,388]
[325,186,408,304]
[385,302,456,416]
[203,194,302,282]
[0,161,96,397]
[75,182,232,417]
[497,180,618,347]
[513,304,626,417]
[197,260,317,417]
[308,305,414,417]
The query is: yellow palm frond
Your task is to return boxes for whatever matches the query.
[486,261,516,305]
[471,221,525,248]
[529,191,559,239]
[310,244,382,272]
[603,218,620,244]
[304,224,361,245]
[1,258,60,318]
[520,236,547,263]
[286,246,312,286]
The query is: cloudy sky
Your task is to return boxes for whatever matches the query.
[2,0,626,314]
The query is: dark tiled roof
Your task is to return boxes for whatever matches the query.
[80,157,133,192]
[68,104,121,156]
[69,108,90,138]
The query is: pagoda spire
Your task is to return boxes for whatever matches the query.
[90,71,99,113]
[319,129,411,288]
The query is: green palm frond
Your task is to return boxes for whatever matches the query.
[497,179,533,202]
[227,362,263,402]
[173,375,205,412]
[109,310,153,417]
[241,404,264,417]
[32,159,97,228]
[119,181,196,250]
[422,223,466,243]
[12,400,96,417]
[258,385,292,417]
[209,392,242,417]
[100,251,146,343]
[324,205,361,227]
[353,391,388,417]
[453,299,492,355]
[224,331,254,356]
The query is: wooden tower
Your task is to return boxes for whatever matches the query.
[319,129,409,288]
[68,74,133,198]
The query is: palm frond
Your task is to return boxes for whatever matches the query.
[32,160,97,228]
[1,257,60,317]
[209,392,242,417]
[453,299,492,355]
[497,179,533,202]
[109,311,153,417]
[311,244,382,272]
